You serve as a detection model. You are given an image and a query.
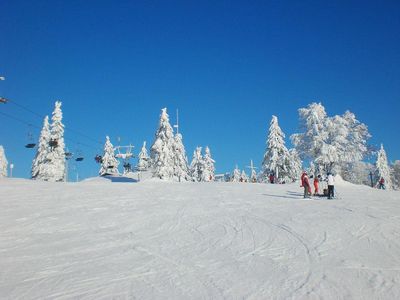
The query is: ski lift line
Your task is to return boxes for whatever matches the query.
[0,110,95,150]
[5,98,103,145]
[0,110,42,130]
[0,108,101,149]
[6,98,44,119]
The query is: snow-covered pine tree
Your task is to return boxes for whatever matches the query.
[190,147,203,182]
[173,133,189,181]
[374,144,392,189]
[392,160,400,190]
[250,169,257,183]
[150,108,175,180]
[201,146,215,182]
[337,111,371,175]
[99,136,119,176]
[341,111,370,162]
[47,101,66,182]
[137,141,150,171]
[309,161,316,176]
[231,165,241,182]
[0,145,8,177]
[286,148,302,182]
[262,115,290,181]
[31,115,51,180]
[240,170,249,182]
[291,103,330,173]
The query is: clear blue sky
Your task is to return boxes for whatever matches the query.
[1,0,399,180]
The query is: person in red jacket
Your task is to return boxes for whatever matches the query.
[313,175,320,195]
[300,171,307,187]
[269,173,275,184]
[301,172,311,198]
[378,177,385,189]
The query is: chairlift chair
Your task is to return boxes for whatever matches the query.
[49,139,58,148]
[25,130,36,149]
[74,147,84,162]
[95,155,103,163]
[25,143,36,149]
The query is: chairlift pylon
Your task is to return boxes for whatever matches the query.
[114,144,134,174]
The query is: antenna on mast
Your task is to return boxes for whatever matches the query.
[173,108,179,134]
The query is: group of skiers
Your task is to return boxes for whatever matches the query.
[301,171,335,199]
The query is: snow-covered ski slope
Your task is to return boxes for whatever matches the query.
[1,177,399,299]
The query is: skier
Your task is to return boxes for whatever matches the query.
[327,172,335,199]
[313,175,320,196]
[378,177,385,189]
[301,172,311,198]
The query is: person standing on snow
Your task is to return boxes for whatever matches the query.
[313,175,320,196]
[378,177,385,189]
[269,173,275,184]
[302,172,311,198]
[327,172,335,199]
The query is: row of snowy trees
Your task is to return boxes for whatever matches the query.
[247,102,397,189]
[289,102,396,189]
[98,108,216,182]
[19,101,398,188]
[31,101,66,182]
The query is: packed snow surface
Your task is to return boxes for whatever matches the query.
[1,178,400,299]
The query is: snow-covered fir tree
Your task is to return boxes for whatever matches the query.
[262,115,290,181]
[99,136,119,176]
[286,148,302,182]
[374,144,392,189]
[190,147,203,182]
[250,169,257,183]
[240,170,249,182]
[340,111,370,163]
[0,145,8,178]
[391,160,400,190]
[137,141,150,171]
[46,101,66,182]
[309,161,316,176]
[291,103,329,174]
[31,115,51,180]
[173,133,189,181]
[231,165,241,182]
[150,108,175,180]
[325,111,370,174]
[201,146,215,182]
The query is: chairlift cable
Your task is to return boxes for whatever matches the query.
[0,110,94,150]
[5,98,103,145]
